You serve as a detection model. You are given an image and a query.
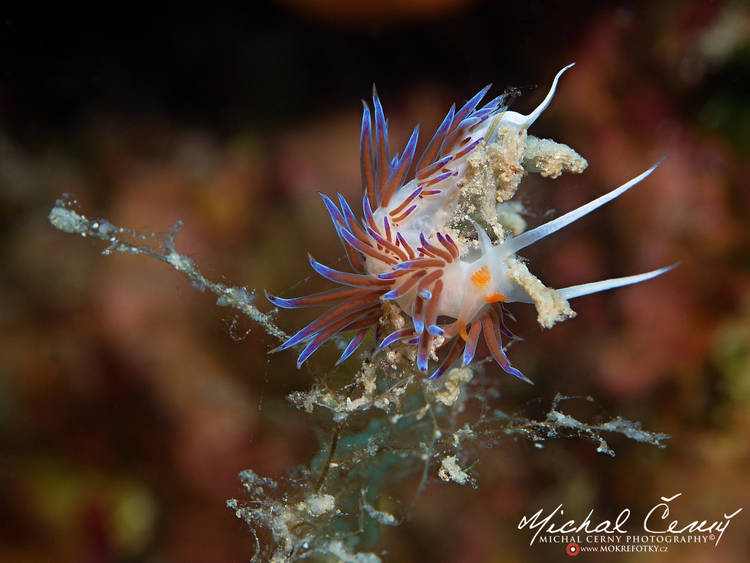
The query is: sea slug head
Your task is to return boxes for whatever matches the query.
[438,223,521,331]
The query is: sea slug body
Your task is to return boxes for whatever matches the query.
[266,64,675,382]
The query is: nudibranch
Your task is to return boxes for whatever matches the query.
[267,64,675,382]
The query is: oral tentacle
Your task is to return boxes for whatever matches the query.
[557,264,679,300]
[471,220,494,256]
[503,160,665,255]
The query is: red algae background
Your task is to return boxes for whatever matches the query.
[1,1,749,561]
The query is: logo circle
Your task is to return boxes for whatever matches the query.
[566,542,580,556]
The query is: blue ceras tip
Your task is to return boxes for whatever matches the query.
[427,325,444,336]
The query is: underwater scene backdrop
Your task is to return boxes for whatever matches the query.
[1,1,749,561]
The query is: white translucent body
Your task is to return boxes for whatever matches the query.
[365,63,675,326]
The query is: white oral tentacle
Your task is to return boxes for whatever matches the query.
[502,159,666,256]
[557,264,679,300]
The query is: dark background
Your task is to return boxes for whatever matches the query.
[1,1,749,561]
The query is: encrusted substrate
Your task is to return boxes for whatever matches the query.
[505,257,576,329]
[453,128,587,232]
[428,367,473,407]
[523,135,588,179]
[452,126,529,241]
[296,493,336,517]
[495,201,527,235]
[447,122,587,328]
[438,455,472,486]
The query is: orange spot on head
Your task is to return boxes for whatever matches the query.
[470,266,491,288]
[485,292,506,304]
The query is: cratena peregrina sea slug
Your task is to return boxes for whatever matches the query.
[266,64,675,382]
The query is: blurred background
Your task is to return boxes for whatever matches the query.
[1,1,749,561]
